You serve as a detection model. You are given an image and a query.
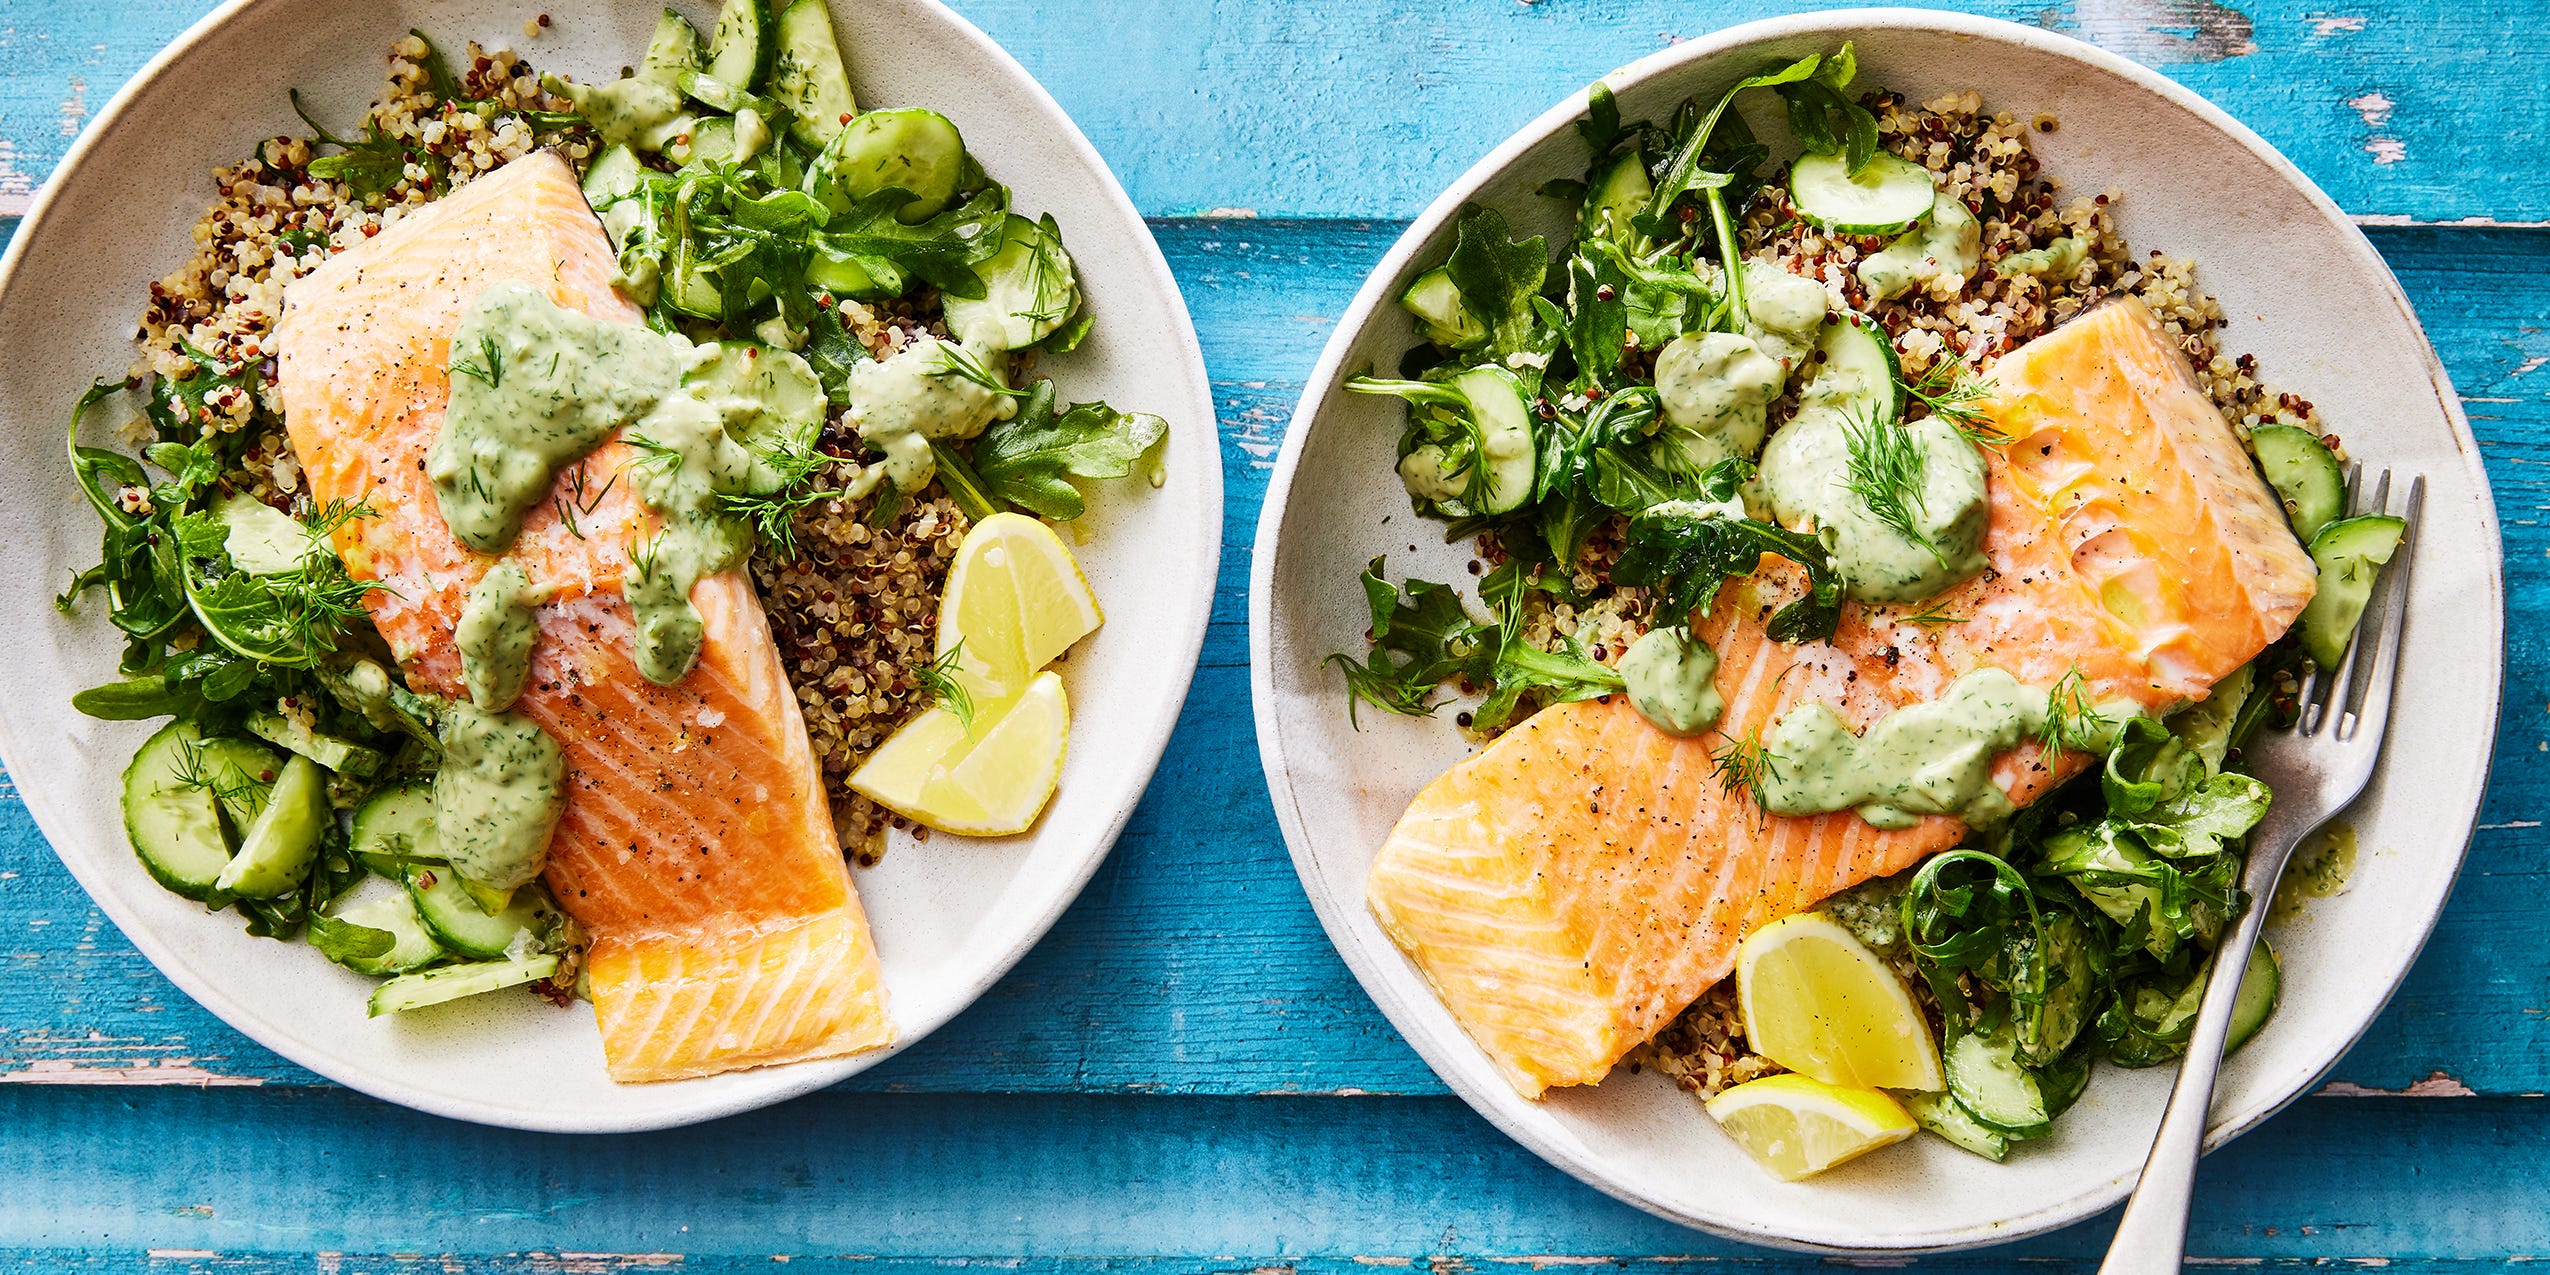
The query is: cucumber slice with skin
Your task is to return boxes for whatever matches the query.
[640,7,706,85]
[803,108,966,223]
[367,954,559,1017]
[122,722,243,901]
[325,889,448,976]
[244,709,384,778]
[1397,367,1536,516]
[1943,1027,2051,1137]
[1800,313,1903,423]
[2251,424,2345,543]
[944,214,1080,351]
[704,0,774,93]
[404,865,554,961]
[1788,150,1938,236]
[806,242,902,298]
[1900,1090,2010,1161]
[772,0,857,148]
[2227,939,2280,1054]
[1399,265,1486,349]
[2299,513,2408,668]
[351,779,441,878]
[582,143,648,251]
[1577,149,1653,247]
[678,114,742,167]
[212,754,329,899]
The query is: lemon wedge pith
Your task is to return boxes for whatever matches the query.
[1706,1073,1918,1182]
[1736,911,1943,1092]
[850,512,1101,837]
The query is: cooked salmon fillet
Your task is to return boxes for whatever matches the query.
[1367,297,2314,1099]
[273,151,893,1082]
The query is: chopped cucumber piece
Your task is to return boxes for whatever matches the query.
[1799,313,1902,423]
[1396,366,1536,516]
[2298,513,2408,668]
[367,954,559,1017]
[2228,939,2280,1054]
[1399,265,1486,349]
[640,7,707,85]
[1943,1027,2050,1137]
[212,493,318,575]
[324,890,448,976]
[1901,1090,2009,1161]
[351,779,440,877]
[704,0,775,92]
[212,754,329,899]
[806,242,902,298]
[581,143,649,250]
[2169,662,2253,777]
[1788,150,1938,236]
[122,722,245,901]
[2251,424,2345,543]
[1577,149,1653,247]
[772,0,857,148]
[678,113,742,167]
[244,710,384,778]
[404,865,555,961]
[803,107,966,223]
[944,214,1079,351]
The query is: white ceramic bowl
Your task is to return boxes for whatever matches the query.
[0,0,1220,1131]
[1252,9,2500,1253]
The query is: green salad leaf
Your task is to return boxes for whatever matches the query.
[970,382,1169,521]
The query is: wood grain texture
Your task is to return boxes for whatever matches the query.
[1,221,2542,1099]
[0,1087,2543,1265]
[1,1,2546,225]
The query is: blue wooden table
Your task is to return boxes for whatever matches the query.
[4,2,2547,1269]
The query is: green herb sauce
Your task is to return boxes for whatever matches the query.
[847,334,1019,492]
[1651,332,1787,470]
[1619,627,1725,737]
[547,74,691,150]
[456,561,541,713]
[1858,192,1981,302]
[1760,667,2049,829]
[433,699,568,893]
[1759,403,1990,603]
[2270,821,2357,925]
[1737,260,1833,371]
[626,390,759,685]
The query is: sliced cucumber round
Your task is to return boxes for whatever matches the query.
[404,866,555,961]
[1943,1027,2050,1137]
[704,0,775,93]
[1900,1090,2009,1161]
[325,889,448,977]
[772,0,857,149]
[803,108,966,223]
[1451,365,1537,515]
[1798,313,1903,423]
[1788,150,1938,236]
[367,954,559,1018]
[2298,513,2408,668]
[943,214,1080,351]
[122,722,247,901]
[352,779,441,878]
[639,7,707,86]
[1399,265,1486,350]
[213,754,329,899]
[2227,938,2281,1054]
[1576,149,1653,247]
[2250,424,2345,543]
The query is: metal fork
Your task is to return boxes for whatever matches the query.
[2097,467,2425,1275]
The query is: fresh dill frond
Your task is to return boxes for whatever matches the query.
[295,496,377,542]
[1898,600,1967,626]
[928,341,1030,398]
[1840,406,1946,565]
[551,462,618,540]
[450,332,504,388]
[714,448,848,560]
[1711,731,1782,809]
[2038,665,2112,762]
[1906,358,2007,446]
[916,641,976,730]
[167,737,269,811]
[623,434,684,478]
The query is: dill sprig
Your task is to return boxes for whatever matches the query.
[714,448,848,561]
[1898,600,1967,627]
[166,737,270,811]
[1711,731,1783,809]
[1840,406,1947,564]
[915,642,976,730]
[1906,358,2008,446]
[449,332,504,388]
[2038,665,2112,762]
[623,434,684,479]
[551,462,617,540]
[929,341,1030,398]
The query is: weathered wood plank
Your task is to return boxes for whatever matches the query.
[3,1261,2540,1275]
[0,1087,2542,1262]
[1,221,2543,1098]
[2,1,2546,225]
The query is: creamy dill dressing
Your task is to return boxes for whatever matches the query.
[847,334,1019,492]
[1652,332,1786,469]
[1857,192,1981,302]
[456,561,541,712]
[1619,628,1724,736]
[433,699,568,892]
[1759,667,2049,829]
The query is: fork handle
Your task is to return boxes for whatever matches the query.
[2094,858,2282,1275]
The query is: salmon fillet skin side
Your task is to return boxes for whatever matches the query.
[1366,297,2316,1100]
[273,151,894,1082]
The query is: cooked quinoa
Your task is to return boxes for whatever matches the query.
[1543,89,2329,1098]
[126,34,976,864]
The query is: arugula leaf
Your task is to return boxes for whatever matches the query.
[1327,558,1623,732]
[1900,849,2053,1041]
[1633,54,1821,240]
[1441,205,1549,364]
[291,90,432,199]
[969,381,1169,521]
[1610,496,1845,641]
[308,913,396,964]
[1577,81,1624,155]
[1772,43,1881,175]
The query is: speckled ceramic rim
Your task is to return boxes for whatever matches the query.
[1251,7,2501,1252]
[0,0,1220,1132]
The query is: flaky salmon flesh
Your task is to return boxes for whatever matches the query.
[273,151,893,1082]
[1366,297,2317,1099]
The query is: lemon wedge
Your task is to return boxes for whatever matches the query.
[1705,1073,1918,1181]
[938,512,1103,701]
[1735,912,1944,1092]
[849,671,1069,835]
